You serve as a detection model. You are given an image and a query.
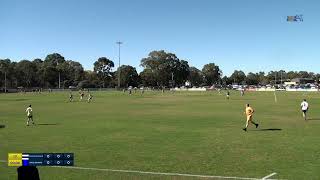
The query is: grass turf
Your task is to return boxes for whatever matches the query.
[1,91,320,180]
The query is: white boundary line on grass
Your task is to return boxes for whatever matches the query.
[0,160,6,163]
[52,165,269,180]
[262,172,277,179]
[0,160,280,180]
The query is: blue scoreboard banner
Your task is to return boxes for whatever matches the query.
[8,153,74,167]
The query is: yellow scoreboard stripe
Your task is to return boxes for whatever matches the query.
[8,153,22,167]
[8,160,22,166]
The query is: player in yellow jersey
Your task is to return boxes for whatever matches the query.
[243,104,259,131]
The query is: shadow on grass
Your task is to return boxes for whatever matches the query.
[0,125,5,129]
[307,118,320,121]
[36,123,59,126]
[252,128,282,131]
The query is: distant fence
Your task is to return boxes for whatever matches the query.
[285,88,318,92]
[173,87,207,91]
[52,88,117,92]
[0,87,166,93]
[246,88,318,92]
[1,87,319,93]
[173,88,319,92]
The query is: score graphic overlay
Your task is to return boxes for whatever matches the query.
[8,153,74,167]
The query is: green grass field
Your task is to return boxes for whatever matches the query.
[1,91,320,180]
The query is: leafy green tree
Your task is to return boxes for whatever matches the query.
[16,60,37,87]
[42,53,66,87]
[93,57,114,87]
[32,58,45,87]
[44,53,65,66]
[246,72,259,85]
[78,70,99,88]
[141,50,189,87]
[65,60,84,87]
[287,71,299,80]
[257,72,268,85]
[221,76,232,86]
[115,65,140,87]
[174,60,190,86]
[298,71,311,78]
[188,67,203,86]
[202,63,222,85]
[0,59,13,89]
[230,70,246,84]
[140,69,157,87]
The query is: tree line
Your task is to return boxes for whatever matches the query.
[0,50,318,89]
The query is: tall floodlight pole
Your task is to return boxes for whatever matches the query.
[116,41,123,89]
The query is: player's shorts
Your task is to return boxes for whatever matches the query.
[302,110,308,113]
[27,115,33,118]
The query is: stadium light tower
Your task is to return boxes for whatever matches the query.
[116,41,123,89]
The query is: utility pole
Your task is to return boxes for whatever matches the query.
[0,63,7,93]
[57,62,61,89]
[4,71,7,93]
[274,71,277,88]
[116,41,123,89]
[59,72,61,89]
[171,72,174,88]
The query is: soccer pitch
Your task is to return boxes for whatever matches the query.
[1,91,320,180]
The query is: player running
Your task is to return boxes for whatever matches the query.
[79,90,84,101]
[26,105,35,126]
[87,93,93,103]
[301,99,309,120]
[69,92,73,102]
[128,87,132,95]
[243,104,259,132]
[240,89,244,96]
[226,91,230,100]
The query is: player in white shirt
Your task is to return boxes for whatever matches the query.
[26,105,35,126]
[240,89,245,96]
[300,99,309,121]
[87,93,93,103]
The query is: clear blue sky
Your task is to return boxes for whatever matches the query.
[0,0,319,76]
